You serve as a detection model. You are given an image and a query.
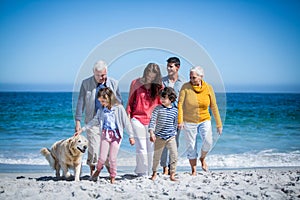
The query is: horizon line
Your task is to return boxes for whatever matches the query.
[0,83,299,94]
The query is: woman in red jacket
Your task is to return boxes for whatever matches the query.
[126,63,163,176]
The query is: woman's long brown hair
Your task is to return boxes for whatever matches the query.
[142,63,163,100]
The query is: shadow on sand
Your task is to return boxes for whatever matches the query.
[16,174,140,182]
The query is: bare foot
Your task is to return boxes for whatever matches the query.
[200,157,208,172]
[163,167,169,175]
[110,177,115,184]
[150,172,157,180]
[170,173,178,181]
[90,165,95,176]
[89,170,100,181]
[189,159,197,176]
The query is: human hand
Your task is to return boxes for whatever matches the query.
[149,130,156,143]
[178,123,184,130]
[129,138,135,146]
[74,129,82,137]
[150,134,156,143]
[217,127,223,135]
[75,121,81,132]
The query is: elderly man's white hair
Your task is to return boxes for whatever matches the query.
[190,66,204,76]
[93,60,107,72]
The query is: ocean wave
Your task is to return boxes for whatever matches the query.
[1,150,299,169]
[205,150,300,169]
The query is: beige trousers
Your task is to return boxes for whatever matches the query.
[152,136,178,173]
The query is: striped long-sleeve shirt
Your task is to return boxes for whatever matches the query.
[148,105,178,140]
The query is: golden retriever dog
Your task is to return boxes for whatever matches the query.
[40,135,88,181]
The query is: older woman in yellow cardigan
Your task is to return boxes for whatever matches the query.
[178,66,222,175]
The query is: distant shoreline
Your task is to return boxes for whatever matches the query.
[0,82,299,93]
[0,91,300,94]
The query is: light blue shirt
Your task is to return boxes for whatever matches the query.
[162,75,185,108]
[103,107,118,131]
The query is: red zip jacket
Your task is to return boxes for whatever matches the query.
[126,78,161,125]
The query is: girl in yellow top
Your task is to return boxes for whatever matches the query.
[178,66,222,175]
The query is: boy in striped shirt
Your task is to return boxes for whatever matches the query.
[149,87,178,181]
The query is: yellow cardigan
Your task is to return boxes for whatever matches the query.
[177,81,222,128]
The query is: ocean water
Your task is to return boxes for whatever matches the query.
[0,92,299,173]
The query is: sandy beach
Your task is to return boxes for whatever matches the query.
[0,167,299,199]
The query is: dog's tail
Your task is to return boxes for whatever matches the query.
[40,148,55,170]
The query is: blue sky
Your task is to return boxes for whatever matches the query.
[0,0,299,92]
